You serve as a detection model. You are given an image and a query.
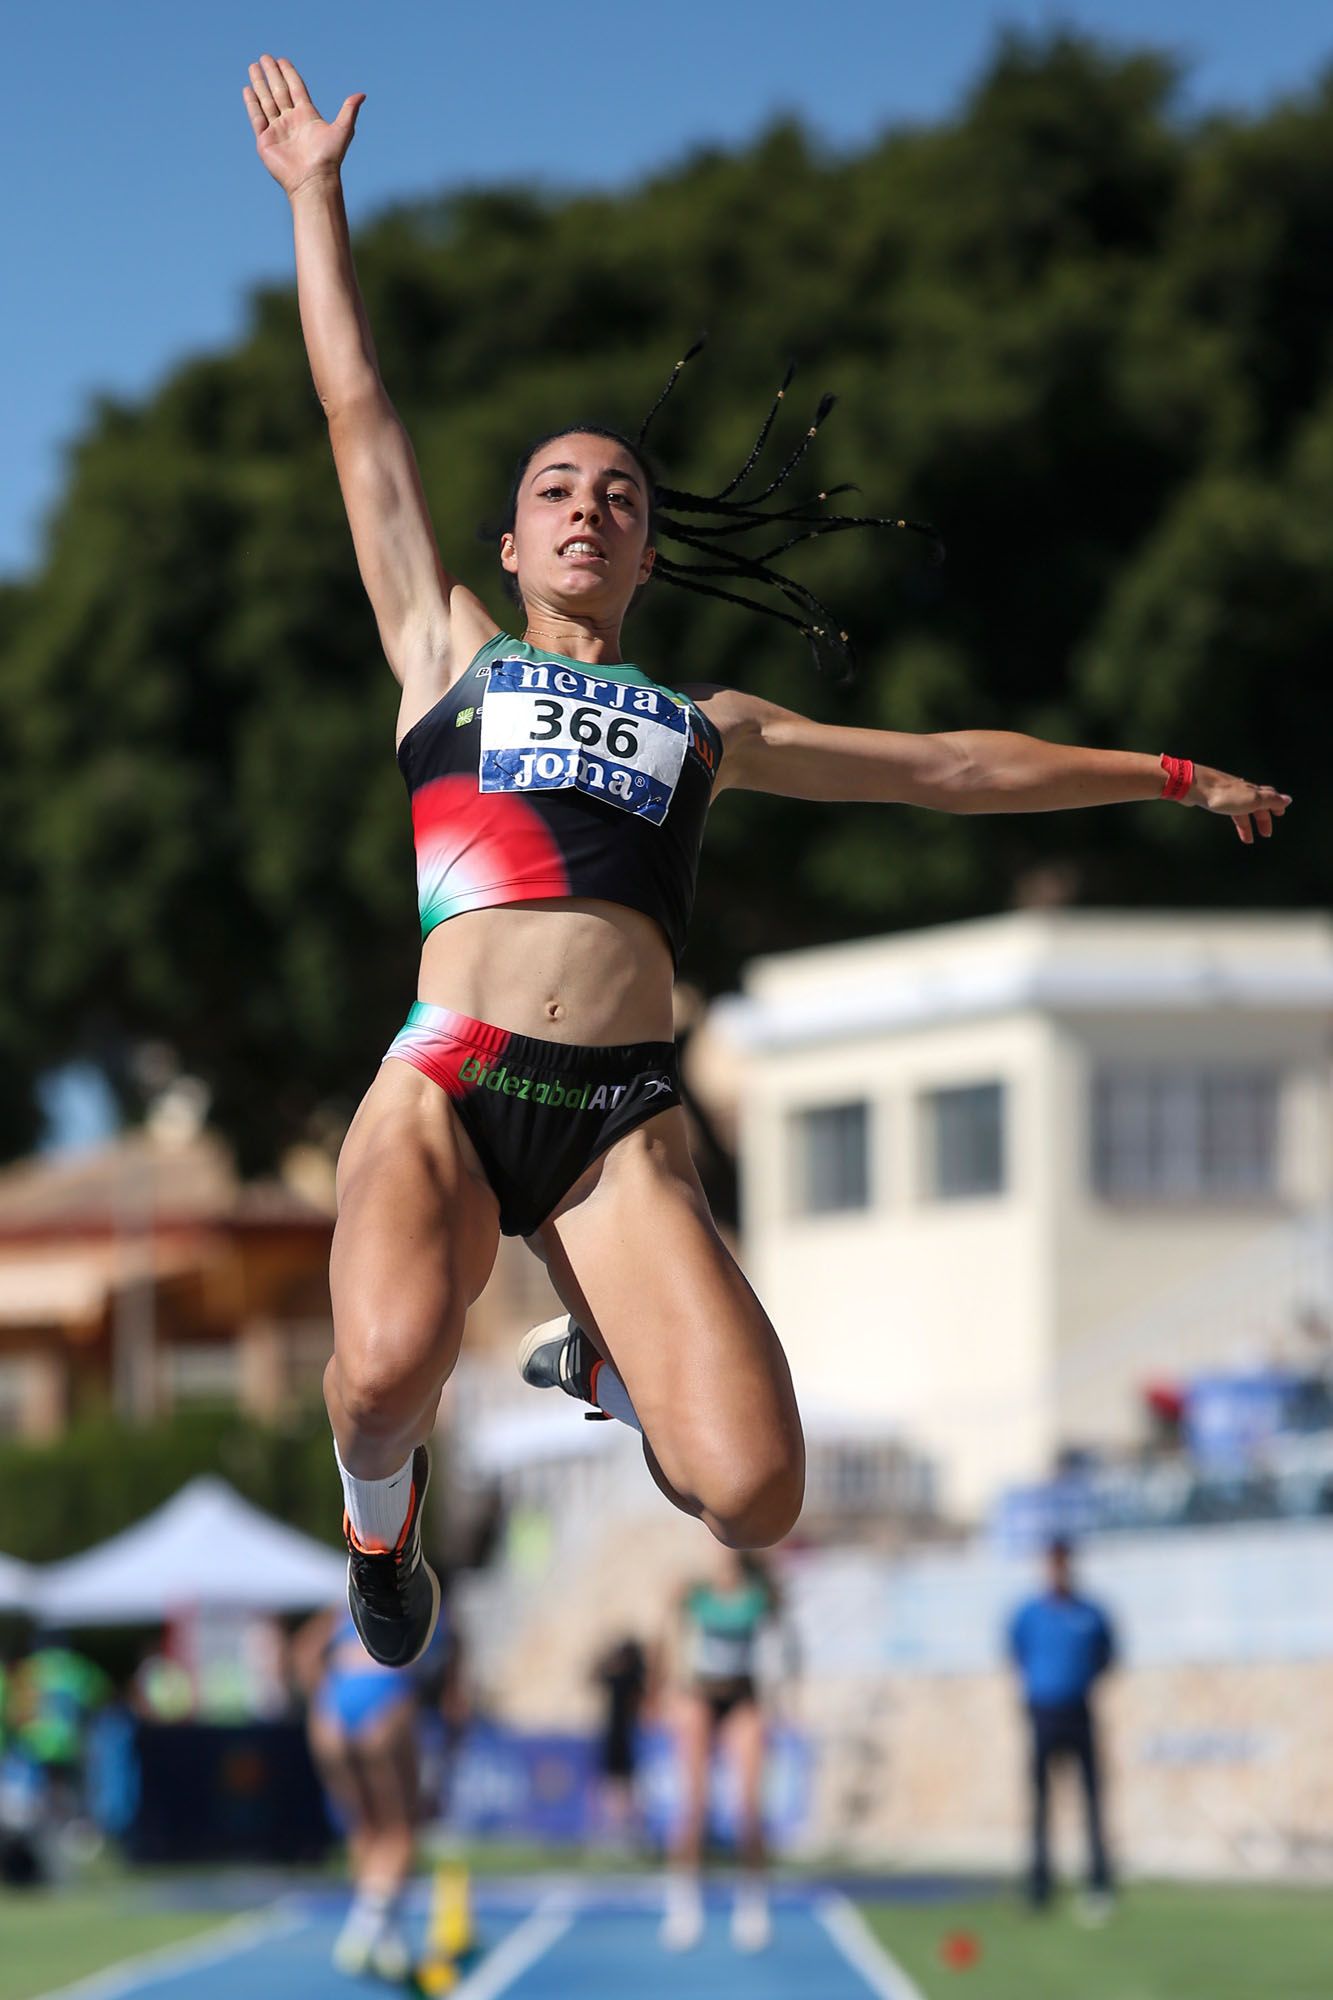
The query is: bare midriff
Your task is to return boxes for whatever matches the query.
[417,897,676,1046]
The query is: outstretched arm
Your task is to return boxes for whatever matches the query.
[711,689,1290,846]
[243,56,497,709]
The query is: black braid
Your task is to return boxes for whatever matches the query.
[636,333,709,449]
[656,539,851,679]
[496,348,942,676]
[707,359,796,500]
[731,390,838,507]
[643,348,940,672]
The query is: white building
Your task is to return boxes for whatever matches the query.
[713,911,1333,1518]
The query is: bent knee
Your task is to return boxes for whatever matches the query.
[706,1455,805,1550]
[327,1326,452,1440]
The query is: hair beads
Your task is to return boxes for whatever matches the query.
[639,338,942,677]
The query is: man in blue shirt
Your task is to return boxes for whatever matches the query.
[1008,1539,1115,1912]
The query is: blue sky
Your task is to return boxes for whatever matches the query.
[4,0,1332,582]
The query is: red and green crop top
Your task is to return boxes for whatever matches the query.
[396,635,724,967]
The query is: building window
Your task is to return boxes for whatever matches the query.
[1092,1068,1279,1201]
[925,1082,1006,1199]
[791,1101,871,1216]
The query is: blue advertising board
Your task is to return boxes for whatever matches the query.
[444,1720,812,1848]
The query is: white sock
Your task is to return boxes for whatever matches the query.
[340,1886,391,1945]
[666,1869,703,1916]
[590,1357,643,1435]
[731,1876,771,1950]
[335,1442,415,1551]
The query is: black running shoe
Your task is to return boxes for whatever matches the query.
[517,1314,608,1417]
[344,1444,441,1667]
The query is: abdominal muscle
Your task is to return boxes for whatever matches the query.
[417,896,676,1047]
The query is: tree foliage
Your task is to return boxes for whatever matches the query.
[4,31,1330,1165]
[0,1408,343,1564]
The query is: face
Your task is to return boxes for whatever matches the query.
[1047,1546,1072,1593]
[501,433,655,620]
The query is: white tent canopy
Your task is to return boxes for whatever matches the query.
[38,1475,346,1625]
[0,1551,35,1614]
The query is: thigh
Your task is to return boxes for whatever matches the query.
[536,1109,804,1519]
[308,1711,375,1833]
[331,1060,501,1389]
[1075,1712,1100,1791]
[1030,1722,1052,1790]
[355,1702,421,1827]
[721,1699,767,1806]
[673,1691,714,1804]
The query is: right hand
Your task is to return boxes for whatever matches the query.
[243,55,364,197]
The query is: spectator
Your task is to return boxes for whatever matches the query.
[1008,1539,1116,1918]
[591,1635,648,1852]
[10,1633,111,1820]
[128,1644,195,1725]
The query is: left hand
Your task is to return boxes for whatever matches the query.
[1188,765,1292,845]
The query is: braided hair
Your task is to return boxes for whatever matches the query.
[497,338,941,678]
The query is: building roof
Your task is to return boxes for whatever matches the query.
[0,1130,333,1241]
[0,1239,213,1328]
[713,909,1333,1053]
[0,1246,132,1326]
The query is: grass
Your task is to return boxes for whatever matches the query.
[0,1882,228,2000]
[861,1883,1333,2000]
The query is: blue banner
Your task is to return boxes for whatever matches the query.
[443,1721,811,1848]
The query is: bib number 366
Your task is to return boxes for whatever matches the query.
[479,661,688,824]
[531,699,641,760]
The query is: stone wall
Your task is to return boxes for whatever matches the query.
[805,1660,1333,1881]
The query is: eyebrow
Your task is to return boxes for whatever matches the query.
[532,461,643,491]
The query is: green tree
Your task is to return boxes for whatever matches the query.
[4,30,1327,1165]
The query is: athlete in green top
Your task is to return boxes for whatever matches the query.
[660,1548,797,1953]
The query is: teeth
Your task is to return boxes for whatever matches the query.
[562,541,602,557]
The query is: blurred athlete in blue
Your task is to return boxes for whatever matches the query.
[1008,1539,1116,1918]
[294,1593,463,1980]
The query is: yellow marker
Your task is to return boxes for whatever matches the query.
[433,1862,475,1960]
[416,1962,459,1995]
[414,1861,475,1991]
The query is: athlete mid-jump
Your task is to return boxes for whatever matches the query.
[244,55,1290,1669]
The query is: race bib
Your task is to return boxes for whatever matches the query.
[478,659,688,824]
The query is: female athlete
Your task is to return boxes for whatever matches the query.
[244,56,1290,1670]
[293,1601,461,1979]
[659,1547,796,1953]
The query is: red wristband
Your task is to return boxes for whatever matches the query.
[1160,753,1194,802]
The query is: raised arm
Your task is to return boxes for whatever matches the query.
[243,56,497,718]
[710,689,1291,846]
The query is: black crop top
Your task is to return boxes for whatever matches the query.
[396,634,724,967]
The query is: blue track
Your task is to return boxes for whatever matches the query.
[39,1885,915,2000]
[484,1906,896,1997]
